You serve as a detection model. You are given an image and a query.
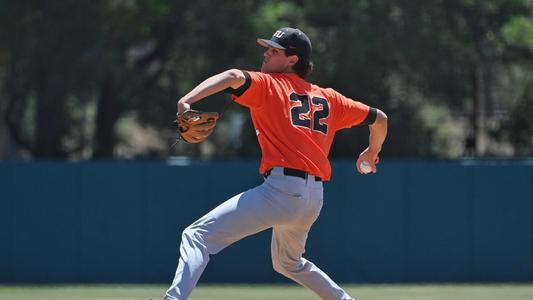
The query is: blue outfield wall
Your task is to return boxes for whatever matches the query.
[0,160,532,283]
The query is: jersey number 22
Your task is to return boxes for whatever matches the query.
[289,92,330,134]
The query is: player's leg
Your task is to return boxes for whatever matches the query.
[165,179,304,300]
[270,188,354,300]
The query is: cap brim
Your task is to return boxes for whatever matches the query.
[257,38,285,49]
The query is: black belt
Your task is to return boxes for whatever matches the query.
[264,167,322,181]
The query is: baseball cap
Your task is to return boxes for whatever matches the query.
[257,27,312,59]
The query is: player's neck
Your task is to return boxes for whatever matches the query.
[284,66,296,74]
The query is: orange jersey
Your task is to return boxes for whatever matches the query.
[226,71,375,181]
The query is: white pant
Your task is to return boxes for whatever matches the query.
[165,167,354,300]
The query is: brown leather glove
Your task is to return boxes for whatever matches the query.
[176,110,219,143]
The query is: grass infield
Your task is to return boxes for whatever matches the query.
[0,283,532,300]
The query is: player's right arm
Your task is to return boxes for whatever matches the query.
[177,69,246,114]
[328,89,388,174]
[357,109,388,173]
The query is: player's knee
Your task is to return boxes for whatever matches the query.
[181,225,211,250]
[272,256,301,274]
[181,226,198,244]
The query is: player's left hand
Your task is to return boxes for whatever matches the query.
[356,147,380,174]
[177,101,191,115]
[175,109,219,144]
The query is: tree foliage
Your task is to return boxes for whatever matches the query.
[0,0,531,160]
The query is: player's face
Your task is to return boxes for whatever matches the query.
[261,47,294,73]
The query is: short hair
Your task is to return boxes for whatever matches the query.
[285,49,314,79]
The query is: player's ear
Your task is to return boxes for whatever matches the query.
[288,55,299,67]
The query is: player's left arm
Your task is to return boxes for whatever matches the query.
[177,69,246,114]
[356,109,388,174]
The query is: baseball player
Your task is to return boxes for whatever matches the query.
[166,27,388,300]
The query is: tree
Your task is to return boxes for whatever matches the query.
[0,0,531,160]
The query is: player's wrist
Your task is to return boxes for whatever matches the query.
[367,145,381,154]
[177,101,191,114]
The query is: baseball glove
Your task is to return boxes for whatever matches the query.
[175,110,219,144]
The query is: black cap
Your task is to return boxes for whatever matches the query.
[257,27,312,59]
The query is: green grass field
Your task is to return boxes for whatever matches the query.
[0,284,532,300]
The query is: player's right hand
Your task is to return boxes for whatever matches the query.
[356,147,380,174]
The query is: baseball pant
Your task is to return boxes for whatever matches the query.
[165,167,354,300]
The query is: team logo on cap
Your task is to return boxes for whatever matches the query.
[273,30,285,38]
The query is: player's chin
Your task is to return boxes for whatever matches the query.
[261,62,276,73]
